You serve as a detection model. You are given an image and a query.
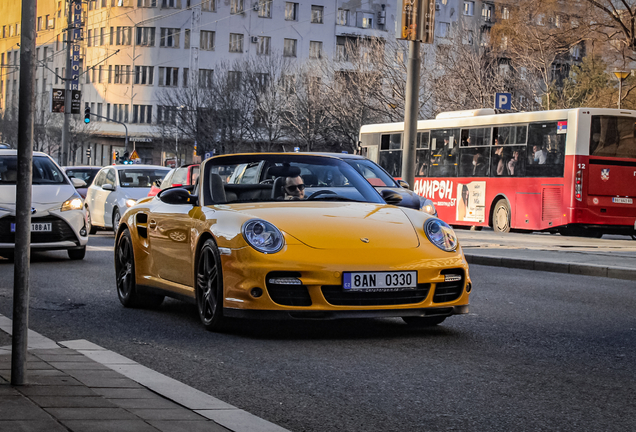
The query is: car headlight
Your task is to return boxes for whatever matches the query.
[420,198,437,216]
[424,219,458,252]
[242,219,284,254]
[61,193,83,212]
[125,199,137,208]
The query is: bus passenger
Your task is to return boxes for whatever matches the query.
[473,153,487,177]
[508,151,520,175]
[533,145,547,164]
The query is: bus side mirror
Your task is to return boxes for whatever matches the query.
[397,179,409,189]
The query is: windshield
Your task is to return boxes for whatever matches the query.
[590,115,636,159]
[65,168,100,186]
[119,169,170,188]
[0,155,67,185]
[207,155,384,204]
[343,158,398,187]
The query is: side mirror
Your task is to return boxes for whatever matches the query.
[102,184,115,191]
[381,189,403,206]
[159,188,198,206]
[71,177,87,188]
[154,179,162,187]
[397,179,409,189]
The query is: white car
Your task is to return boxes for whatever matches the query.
[85,164,169,233]
[0,150,89,260]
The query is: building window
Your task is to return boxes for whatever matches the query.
[184,29,190,48]
[201,0,215,11]
[158,67,179,86]
[37,17,43,31]
[183,68,189,87]
[502,6,510,20]
[311,6,323,23]
[133,105,153,124]
[112,104,129,123]
[285,2,298,21]
[229,33,243,52]
[134,66,154,84]
[100,27,105,45]
[228,71,241,90]
[231,0,243,14]
[482,4,492,22]
[157,106,176,124]
[138,0,157,6]
[199,69,213,88]
[283,38,297,57]
[136,27,155,46]
[87,29,93,47]
[258,0,271,17]
[337,9,348,25]
[161,0,180,8]
[463,1,474,16]
[47,16,55,29]
[464,30,474,45]
[361,13,373,28]
[200,30,215,50]
[438,22,450,38]
[113,27,132,45]
[160,28,180,47]
[257,36,270,55]
[114,65,131,84]
[309,41,322,59]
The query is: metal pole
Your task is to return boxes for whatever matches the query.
[618,79,622,109]
[401,40,421,190]
[12,0,37,386]
[60,0,73,166]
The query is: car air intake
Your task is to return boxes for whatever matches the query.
[265,272,312,306]
[433,269,465,303]
[321,283,431,306]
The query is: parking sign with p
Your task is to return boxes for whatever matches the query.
[495,93,512,110]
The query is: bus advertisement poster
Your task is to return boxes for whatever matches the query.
[457,181,486,223]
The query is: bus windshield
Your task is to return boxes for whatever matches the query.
[590,116,636,159]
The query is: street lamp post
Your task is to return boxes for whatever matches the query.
[613,70,630,109]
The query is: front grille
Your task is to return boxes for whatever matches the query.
[266,272,312,306]
[321,284,431,306]
[0,215,77,244]
[433,269,465,303]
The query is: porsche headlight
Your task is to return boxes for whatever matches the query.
[420,198,437,216]
[424,219,457,252]
[242,219,284,254]
[125,199,137,208]
[61,193,83,212]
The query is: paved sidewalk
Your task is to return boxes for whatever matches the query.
[458,231,636,280]
[0,315,290,432]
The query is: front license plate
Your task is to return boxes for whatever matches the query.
[343,271,417,292]
[612,197,633,204]
[10,223,52,233]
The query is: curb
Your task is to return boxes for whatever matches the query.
[464,254,636,281]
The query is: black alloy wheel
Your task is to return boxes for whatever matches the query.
[115,229,164,308]
[402,316,447,327]
[196,239,225,331]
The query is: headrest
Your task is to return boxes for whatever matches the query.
[268,163,301,178]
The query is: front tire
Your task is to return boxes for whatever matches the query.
[86,207,97,235]
[402,316,447,327]
[492,199,511,233]
[196,239,225,331]
[68,246,86,260]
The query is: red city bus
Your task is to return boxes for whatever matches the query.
[359,108,636,236]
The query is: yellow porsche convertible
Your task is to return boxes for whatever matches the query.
[114,153,472,331]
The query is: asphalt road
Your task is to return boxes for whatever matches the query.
[1,233,635,432]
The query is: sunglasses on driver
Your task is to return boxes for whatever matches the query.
[285,184,305,192]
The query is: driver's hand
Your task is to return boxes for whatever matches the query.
[285,195,300,201]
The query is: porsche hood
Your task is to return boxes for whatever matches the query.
[231,202,420,249]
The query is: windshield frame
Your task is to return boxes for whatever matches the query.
[202,154,386,206]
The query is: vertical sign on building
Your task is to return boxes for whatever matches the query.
[70,0,82,91]
[395,0,435,43]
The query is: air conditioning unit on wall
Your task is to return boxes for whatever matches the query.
[251,36,258,43]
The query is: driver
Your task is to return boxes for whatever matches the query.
[284,175,305,200]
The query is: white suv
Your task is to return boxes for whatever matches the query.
[85,165,169,233]
[0,150,89,260]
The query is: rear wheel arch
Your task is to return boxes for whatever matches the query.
[488,194,511,228]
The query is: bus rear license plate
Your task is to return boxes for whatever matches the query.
[343,271,417,291]
[612,198,632,204]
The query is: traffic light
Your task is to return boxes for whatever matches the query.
[86,148,91,158]
[114,151,120,164]
[84,106,91,124]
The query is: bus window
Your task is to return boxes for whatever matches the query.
[429,129,459,177]
[526,122,565,177]
[590,116,636,158]
[416,131,430,177]
[494,125,527,145]
[380,133,402,177]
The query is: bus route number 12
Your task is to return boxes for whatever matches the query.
[578,163,586,169]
